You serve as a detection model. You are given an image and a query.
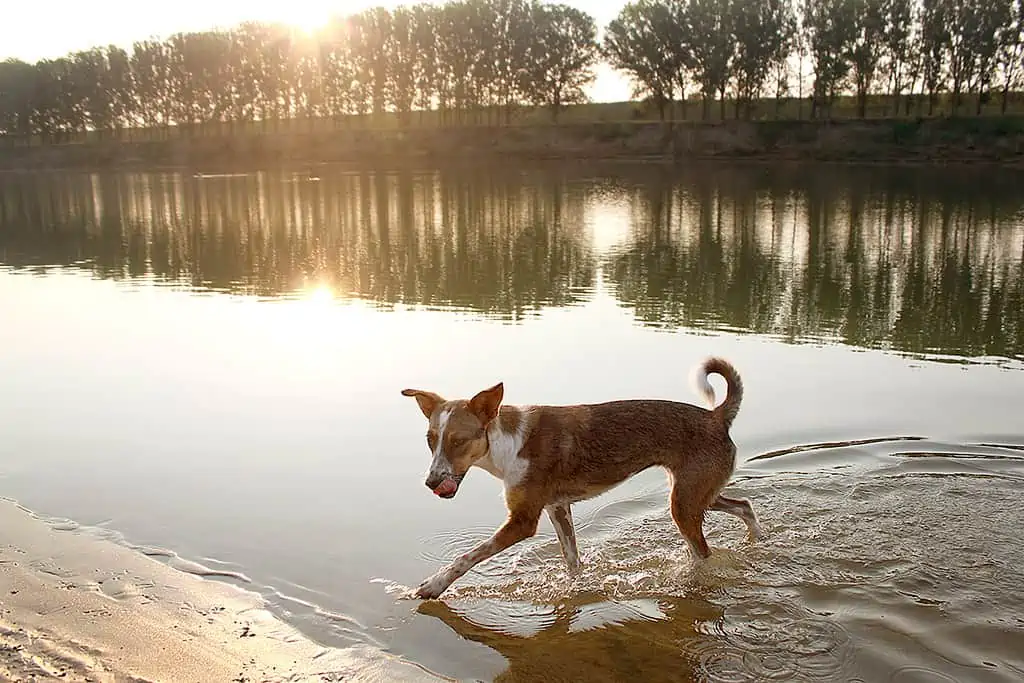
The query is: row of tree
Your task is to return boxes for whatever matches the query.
[1,0,1023,140]
[606,0,1024,119]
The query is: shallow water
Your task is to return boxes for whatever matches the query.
[1,163,1023,682]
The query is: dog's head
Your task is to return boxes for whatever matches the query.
[400,383,504,499]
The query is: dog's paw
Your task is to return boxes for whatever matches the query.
[415,572,451,600]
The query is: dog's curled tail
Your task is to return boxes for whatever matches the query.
[690,357,744,429]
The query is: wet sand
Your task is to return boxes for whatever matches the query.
[0,499,438,683]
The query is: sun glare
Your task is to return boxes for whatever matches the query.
[286,6,332,35]
[305,283,335,305]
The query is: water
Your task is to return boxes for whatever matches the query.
[1,163,1023,682]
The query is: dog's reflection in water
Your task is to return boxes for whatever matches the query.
[417,593,724,683]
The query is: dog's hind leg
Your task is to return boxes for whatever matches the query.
[546,503,581,573]
[668,471,716,562]
[710,495,763,541]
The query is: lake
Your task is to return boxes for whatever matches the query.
[1,162,1023,682]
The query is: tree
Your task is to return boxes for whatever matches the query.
[794,14,810,118]
[688,0,736,119]
[731,0,797,119]
[293,40,323,124]
[0,59,37,138]
[16,0,1024,141]
[130,39,172,127]
[463,0,501,121]
[971,0,1015,114]
[803,0,859,118]
[104,46,135,132]
[945,0,971,114]
[433,2,475,122]
[227,24,268,124]
[521,2,598,122]
[30,58,81,141]
[487,0,533,123]
[318,20,357,122]
[849,0,886,118]
[248,23,298,122]
[996,0,1024,113]
[385,6,418,122]
[164,31,235,127]
[69,48,113,135]
[919,0,948,115]
[881,0,914,114]
[667,0,697,117]
[602,0,686,120]
[901,17,925,115]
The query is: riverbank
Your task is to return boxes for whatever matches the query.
[2,116,1023,171]
[0,499,437,683]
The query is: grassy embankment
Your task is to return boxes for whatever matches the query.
[2,94,1024,170]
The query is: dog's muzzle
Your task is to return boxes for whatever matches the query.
[425,473,463,499]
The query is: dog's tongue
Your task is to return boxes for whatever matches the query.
[433,478,458,497]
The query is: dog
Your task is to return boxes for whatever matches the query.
[400,357,762,600]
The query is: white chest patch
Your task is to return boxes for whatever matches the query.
[481,410,532,488]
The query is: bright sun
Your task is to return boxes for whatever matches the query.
[287,7,332,34]
[305,283,334,304]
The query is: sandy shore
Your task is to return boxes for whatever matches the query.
[0,499,442,683]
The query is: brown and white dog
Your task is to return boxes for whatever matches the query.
[401,357,762,600]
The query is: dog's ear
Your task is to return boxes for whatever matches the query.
[468,382,504,425]
[401,389,445,419]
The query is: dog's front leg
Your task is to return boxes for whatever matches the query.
[416,511,540,600]
[546,504,581,573]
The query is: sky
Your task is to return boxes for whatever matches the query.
[2,0,633,102]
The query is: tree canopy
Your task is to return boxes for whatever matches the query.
[1,0,1022,140]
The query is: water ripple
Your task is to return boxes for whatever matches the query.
[396,436,1024,682]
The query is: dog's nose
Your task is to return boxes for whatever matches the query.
[425,474,444,490]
